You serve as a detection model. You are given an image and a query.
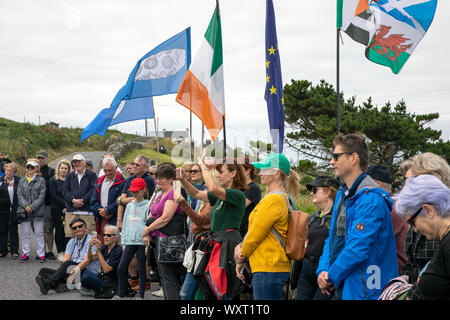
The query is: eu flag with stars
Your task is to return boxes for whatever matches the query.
[264,0,284,153]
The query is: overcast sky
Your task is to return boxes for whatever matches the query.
[0,0,449,162]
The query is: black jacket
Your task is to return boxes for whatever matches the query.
[0,175,20,220]
[40,164,55,206]
[63,169,97,213]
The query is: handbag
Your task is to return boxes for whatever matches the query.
[15,207,27,221]
[157,233,187,264]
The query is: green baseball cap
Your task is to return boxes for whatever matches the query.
[251,153,291,175]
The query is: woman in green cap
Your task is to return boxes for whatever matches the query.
[234,153,300,300]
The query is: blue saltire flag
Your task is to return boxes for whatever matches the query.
[80,27,191,142]
[264,0,284,153]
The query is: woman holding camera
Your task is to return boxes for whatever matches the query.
[142,165,185,300]
[17,159,47,263]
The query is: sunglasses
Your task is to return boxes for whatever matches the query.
[332,152,354,161]
[407,206,424,228]
[26,165,36,170]
[132,163,141,167]
[103,233,115,238]
[190,170,200,174]
[311,186,319,194]
[149,172,154,176]
[71,224,85,230]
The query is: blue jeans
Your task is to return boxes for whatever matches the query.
[296,258,332,300]
[81,270,103,291]
[252,272,290,300]
[180,271,199,300]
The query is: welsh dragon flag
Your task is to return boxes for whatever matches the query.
[338,0,438,74]
[176,2,225,141]
[366,0,438,74]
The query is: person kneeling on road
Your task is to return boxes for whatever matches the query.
[35,218,98,295]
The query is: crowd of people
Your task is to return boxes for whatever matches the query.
[0,132,448,300]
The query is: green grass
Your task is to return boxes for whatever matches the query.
[117,145,184,168]
[0,117,137,175]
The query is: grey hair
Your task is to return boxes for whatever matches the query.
[103,224,121,245]
[102,157,117,168]
[135,155,150,168]
[394,175,450,218]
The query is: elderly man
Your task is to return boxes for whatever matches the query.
[116,155,155,231]
[90,157,125,244]
[63,154,97,237]
[35,217,99,295]
[36,150,57,260]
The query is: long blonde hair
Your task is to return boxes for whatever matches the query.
[55,159,71,180]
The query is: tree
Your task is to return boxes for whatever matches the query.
[284,79,450,176]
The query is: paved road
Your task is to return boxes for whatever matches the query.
[0,151,163,300]
[49,151,107,173]
[0,225,163,300]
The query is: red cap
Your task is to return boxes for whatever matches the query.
[128,178,146,192]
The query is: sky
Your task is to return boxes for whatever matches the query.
[0,0,449,163]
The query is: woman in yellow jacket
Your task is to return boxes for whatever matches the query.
[234,153,299,300]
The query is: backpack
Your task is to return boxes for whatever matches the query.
[270,191,309,261]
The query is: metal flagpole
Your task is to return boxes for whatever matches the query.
[337,27,341,135]
[152,97,160,164]
[190,111,193,162]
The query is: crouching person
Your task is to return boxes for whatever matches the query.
[35,218,98,295]
[80,225,123,298]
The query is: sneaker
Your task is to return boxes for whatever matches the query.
[151,288,164,297]
[39,256,45,263]
[35,275,50,295]
[111,295,124,300]
[46,252,56,260]
[135,296,144,300]
[57,252,65,262]
[19,255,30,263]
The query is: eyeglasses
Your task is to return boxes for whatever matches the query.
[190,170,200,174]
[26,165,36,170]
[103,233,115,238]
[332,152,354,161]
[71,224,85,230]
[407,206,423,228]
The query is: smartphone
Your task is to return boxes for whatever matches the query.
[173,180,182,196]
[91,231,97,238]
[175,168,183,180]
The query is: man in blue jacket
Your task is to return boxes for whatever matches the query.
[316,133,398,300]
[63,154,97,237]
[90,157,124,244]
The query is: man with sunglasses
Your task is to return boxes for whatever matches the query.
[116,155,155,231]
[35,218,99,295]
[316,133,398,300]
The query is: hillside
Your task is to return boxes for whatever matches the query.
[0,117,137,174]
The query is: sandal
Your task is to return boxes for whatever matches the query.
[12,254,19,259]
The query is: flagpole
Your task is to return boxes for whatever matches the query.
[152,97,160,164]
[190,111,193,162]
[336,27,341,135]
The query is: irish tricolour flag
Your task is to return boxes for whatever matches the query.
[365,0,438,74]
[176,3,225,141]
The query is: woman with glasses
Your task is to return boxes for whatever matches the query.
[399,152,450,284]
[17,159,47,263]
[176,151,248,300]
[393,175,450,299]
[142,165,186,300]
[80,225,123,298]
[295,176,340,300]
[234,153,300,300]
[49,159,71,261]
